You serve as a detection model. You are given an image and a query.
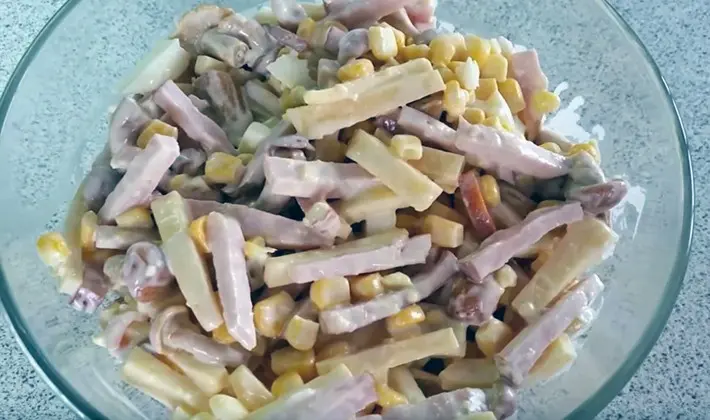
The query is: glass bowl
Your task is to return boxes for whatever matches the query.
[0,0,692,418]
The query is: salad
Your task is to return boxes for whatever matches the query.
[35,1,629,419]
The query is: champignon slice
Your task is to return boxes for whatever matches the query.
[83,149,120,212]
[207,212,257,351]
[154,80,235,155]
[122,242,174,302]
[337,28,370,64]
[318,251,458,335]
[270,0,308,31]
[187,199,331,250]
[69,265,111,313]
[495,275,603,385]
[459,202,584,282]
[565,179,628,214]
[175,5,234,54]
[267,25,308,52]
[109,97,151,156]
[171,148,207,176]
[98,134,180,222]
[195,70,253,145]
[104,311,149,355]
[455,119,570,182]
[397,106,457,152]
[150,306,250,367]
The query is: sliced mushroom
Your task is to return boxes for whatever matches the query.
[337,28,370,64]
[175,5,234,54]
[171,148,207,176]
[104,311,150,356]
[565,179,629,214]
[69,265,111,313]
[267,25,309,52]
[150,306,250,367]
[195,70,253,144]
[83,149,120,212]
[109,97,151,156]
[198,28,250,68]
[270,0,308,31]
[122,242,174,302]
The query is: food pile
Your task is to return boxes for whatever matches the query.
[36,1,629,419]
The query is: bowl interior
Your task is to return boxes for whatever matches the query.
[0,0,691,419]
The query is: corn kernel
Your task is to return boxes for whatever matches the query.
[369,26,398,61]
[478,175,501,207]
[169,174,189,191]
[254,291,296,338]
[375,383,408,409]
[386,304,426,331]
[456,57,480,91]
[498,79,526,114]
[429,36,457,67]
[205,152,243,185]
[37,232,71,270]
[236,153,254,165]
[80,211,98,251]
[436,66,456,84]
[212,323,236,345]
[567,142,601,163]
[443,80,469,119]
[463,108,486,125]
[337,58,375,82]
[271,371,304,398]
[115,207,154,229]
[280,86,307,111]
[316,340,353,361]
[284,315,320,351]
[350,273,385,301]
[480,54,508,82]
[482,115,504,131]
[447,60,464,73]
[297,17,316,40]
[531,90,561,114]
[310,277,351,310]
[449,33,467,61]
[136,119,178,149]
[381,272,413,290]
[494,264,517,288]
[389,134,423,160]
[540,142,562,154]
[270,347,316,380]
[475,78,498,101]
[465,35,491,65]
[244,237,276,262]
[401,44,430,61]
[229,366,274,411]
[392,27,406,50]
[188,216,210,254]
[191,413,215,420]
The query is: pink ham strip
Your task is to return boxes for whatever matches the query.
[98,134,179,221]
[264,156,382,200]
[207,212,257,351]
[289,234,432,285]
[495,274,604,385]
[459,203,583,282]
[187,199,330,250]
[319,251,457,335]
[154,80,235,155]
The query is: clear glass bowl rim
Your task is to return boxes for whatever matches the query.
[0,0,693,419]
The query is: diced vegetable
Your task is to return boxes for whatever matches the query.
[439,359,499,390]
[164,351,228,397]
[421,215,463,248]
[284,315,320,351]
[151,191,192,242]
[525,334,577,386]
[271,347,317,380]
[239,122,272,154]
[407,146,465,194]
[512,217,616,321]
[289,59,445,138]
[475,318,514,358]
[122,347,208,411]
[347,130,443,211]
[162,232,223,331]
[389,366,426,404]
[271,371,304,398]
[316,328,462,376]
[121,38,191,95]
[209,394,249,420]
[229,365,275,411]
[266,54,316,90]
[254,291,296,338]
[336,185,409,224]
[311,277,351,310]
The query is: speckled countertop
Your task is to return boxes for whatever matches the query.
[0,0,707,418]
